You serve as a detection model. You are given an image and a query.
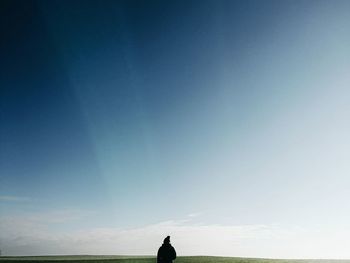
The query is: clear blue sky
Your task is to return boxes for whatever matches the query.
[1,0,350,258]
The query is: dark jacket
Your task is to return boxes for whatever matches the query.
[157,243,176,263]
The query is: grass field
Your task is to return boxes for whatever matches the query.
[0,256,349,263]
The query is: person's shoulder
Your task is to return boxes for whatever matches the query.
[168,244,175,250]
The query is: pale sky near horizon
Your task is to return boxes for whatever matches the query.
[1,0,350,258]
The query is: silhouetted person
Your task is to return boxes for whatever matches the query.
[157,236,176,263]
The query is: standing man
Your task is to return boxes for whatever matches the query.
[157,236,176,263]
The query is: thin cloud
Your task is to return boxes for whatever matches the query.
[25,209,96,224]
[3,215,348,258]
[0,195,31,202]
[187,212,202,218]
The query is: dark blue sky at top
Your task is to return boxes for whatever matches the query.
[2,0,350,227]
[1,0,286,201]
[1,0,100,206]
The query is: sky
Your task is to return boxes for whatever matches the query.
[1,0,350,259]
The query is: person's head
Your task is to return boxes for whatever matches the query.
[163,236,170,244]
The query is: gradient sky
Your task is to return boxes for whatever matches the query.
[1,0,350,258]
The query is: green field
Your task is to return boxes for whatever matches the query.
[0,256,349,263]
